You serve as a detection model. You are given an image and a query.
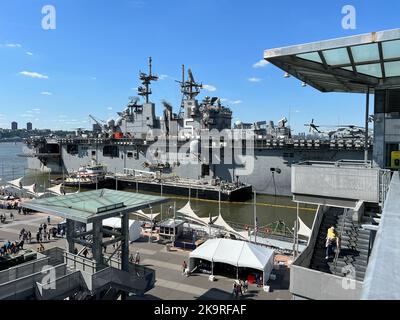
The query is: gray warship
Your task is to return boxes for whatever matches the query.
[21,58,371,198]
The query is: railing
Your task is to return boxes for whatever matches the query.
[36,270,81,300]
[0,256,50,285]
[0,264,67,300]
[64,251,99,274]
[334,208,348,272]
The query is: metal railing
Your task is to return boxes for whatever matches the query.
[334,208,347,272]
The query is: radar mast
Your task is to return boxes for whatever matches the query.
[138,57,158,103]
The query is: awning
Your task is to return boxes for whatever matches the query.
[264,29,400,93]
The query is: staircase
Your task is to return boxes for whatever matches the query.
[310,207,371,282]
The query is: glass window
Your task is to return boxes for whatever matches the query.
[356,63,382,78]
[382,40,400,60]
[384,61,400,77]
[341,66,354,72]
[296,52,322,63]
[322,48,350,66]
[351,43,380,63]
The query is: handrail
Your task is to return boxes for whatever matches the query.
[334,208,347,271]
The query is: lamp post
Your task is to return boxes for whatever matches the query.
[148,205,153,244]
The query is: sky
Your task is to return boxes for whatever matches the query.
[0,0,399,133]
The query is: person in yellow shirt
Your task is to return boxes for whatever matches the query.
[325,226,340,259]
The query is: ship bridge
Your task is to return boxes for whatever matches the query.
[264,29,400,299]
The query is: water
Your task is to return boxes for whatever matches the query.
[0,142,316,229]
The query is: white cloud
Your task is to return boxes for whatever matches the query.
[107,107,113,110]
[91,76,97,80]
[231,100,243,105]
[20,113,34,118]
[41,92,52,96]
[26,51,33,56]
[4,43,21,48]
[131,87,138,91]
[248,77,262,82]
[58,115,67,118]
[220,98,228,102]
[34,118,39,121]
[26,110,33,113]
[252,59,269,68]
[19,71,48,79]
[203,84,217,92]
[159,74,169,80]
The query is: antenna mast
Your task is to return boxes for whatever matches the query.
[179,67,202,100]
[138,57,158,103]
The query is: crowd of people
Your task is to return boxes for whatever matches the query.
[0,239,25,256]
[232,280,249,299]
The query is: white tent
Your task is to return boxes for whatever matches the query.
[134,209,160,221]
[177,201,218,227]
[213,214,247,240]
[297,216,312,238]
[47,184,63,196]
[7,177,23,189]
[22,183,37,194]
[101,217,141,242]
[189,238,275,284]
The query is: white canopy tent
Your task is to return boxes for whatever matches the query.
[189,238,275,284]
[134,209,160,221]
[212,214,247,240]
[177,201,218,227]
[7,177,23,189]
[297,216,312,238]
[95,217,141,242]
[47,184,64,196]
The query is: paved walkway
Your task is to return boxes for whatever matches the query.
[0,210,292,300]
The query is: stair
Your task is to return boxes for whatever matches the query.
[309,207,371,282]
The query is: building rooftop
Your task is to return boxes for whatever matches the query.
[264,28,400,93]
[22,189,168,223]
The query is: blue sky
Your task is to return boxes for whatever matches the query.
[0,0,399,132]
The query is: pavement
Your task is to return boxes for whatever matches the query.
[0,209,292,300]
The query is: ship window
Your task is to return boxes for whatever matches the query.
[103,145,119,158]
[92,151,96,156]
[127,152,133,158]
[67,144,78,155]
[202,164,210,176]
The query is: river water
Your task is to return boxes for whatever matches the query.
[0,142,316,229]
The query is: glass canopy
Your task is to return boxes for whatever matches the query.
[264,29,400,93]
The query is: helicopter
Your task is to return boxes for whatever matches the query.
[304,119,372,139]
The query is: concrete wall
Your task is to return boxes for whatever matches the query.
[292,164,380,202]
[362,172,400,299]
[290,264,362,300]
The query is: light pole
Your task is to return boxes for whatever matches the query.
[148,205,153,244]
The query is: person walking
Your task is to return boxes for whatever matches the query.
[47,215,51,225]
[325,226,340,259]
[134,251,140,264]
[182,260,187,275]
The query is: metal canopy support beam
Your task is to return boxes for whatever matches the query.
[66,219,75,253]
[365,87,370,162]
[92,220,104,270]
[121,212,129,272]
